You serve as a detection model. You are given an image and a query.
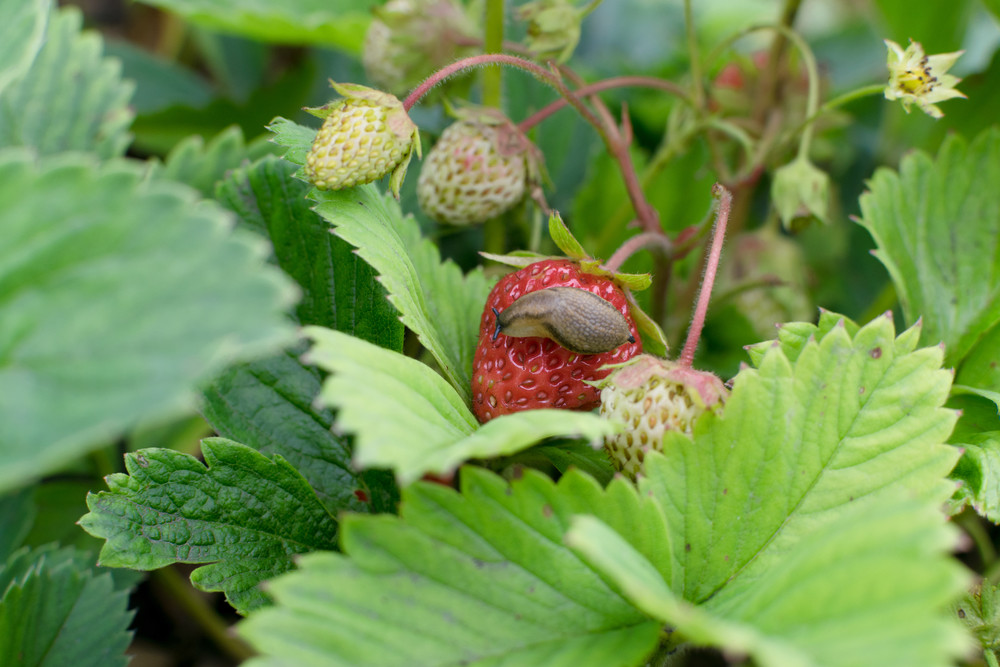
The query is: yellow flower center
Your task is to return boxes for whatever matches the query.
[898,56,938,95]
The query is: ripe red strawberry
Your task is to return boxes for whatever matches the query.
[471,259,642,423]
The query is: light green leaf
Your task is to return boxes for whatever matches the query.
[311,184,493,404]
[0,150,297,493]
[569,495,970,667]
[0,0,47,97]
[744,309,866,367]
[0,546,133,667]
[306,327,620,484]
[950,431,1000,522]
[240,467,666,667]
[630,314,968,665]
[643,314,959,602]
[267,116,315,167]
[0,7,134,158]
[79,438,338,614]
[858,128,1000,367]
[954,580,1000,661]
[157,125,274,197]
[134,0,380,53]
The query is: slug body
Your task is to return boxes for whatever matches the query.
[492,286,635,355]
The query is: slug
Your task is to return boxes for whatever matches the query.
[492,286,635,355]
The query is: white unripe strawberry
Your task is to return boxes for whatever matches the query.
[304,82,420,198]
[417,110,537,225]
[597,355,727,478]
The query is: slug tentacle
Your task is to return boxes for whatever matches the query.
[493,286,634,355]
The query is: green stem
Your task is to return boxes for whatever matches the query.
[482,0,505,108]
[987,649,1000,667]
[958,511,999,571]
[683,0,705,111]
[151,567,256,662]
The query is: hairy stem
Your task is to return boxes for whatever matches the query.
[679,184,732,368]
[517,76,691,131]
[603,232,674,273]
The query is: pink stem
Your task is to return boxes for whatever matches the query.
[603,232,673,272]
[404,54,562,111]
[517,76,690,131]
[678,184,732,368]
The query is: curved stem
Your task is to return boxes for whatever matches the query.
[679,184,732,368]
[603,232,674,273]
[404,54,567,111]
[518,76,691,131]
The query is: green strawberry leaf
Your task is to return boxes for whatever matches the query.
[0,0,46,97]
[626,289,668,357]
[624,313,968,664]
[270,119,491,400]
[645,314,959,602]
[134,0,380,53]
[744,308,866,367]
[200,347,397,515]
[0,488,35,561]
[79,438,338,614]
[0,150,296,494]
[0,546,134,667]
[305,328,619,484]
[267,116,315,167]
[202,155,402,514]
[217,156,404,350]
[567,492,968,667]
[156,125,275,198]
[949,431,1000,522]
[0,6,134,158]
[103,39,213,114]
[858,128,1000,368]
[311,185,493,404]
[520,440,617,484]
[953,580,1000,662]
[239,467,665,666]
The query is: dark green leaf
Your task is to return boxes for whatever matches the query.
[0,546,133,667]
[0,488,35,560]
[80,438,339,614]
[103,39,213,114]
[157,125,275,198]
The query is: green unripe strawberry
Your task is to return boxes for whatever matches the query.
[597,355,727,477]
[304,82,420,198]
[417,109,538,225]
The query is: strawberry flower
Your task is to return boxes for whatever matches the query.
[883,39,965,119]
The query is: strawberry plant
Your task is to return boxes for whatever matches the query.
[4,0,1000,666]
